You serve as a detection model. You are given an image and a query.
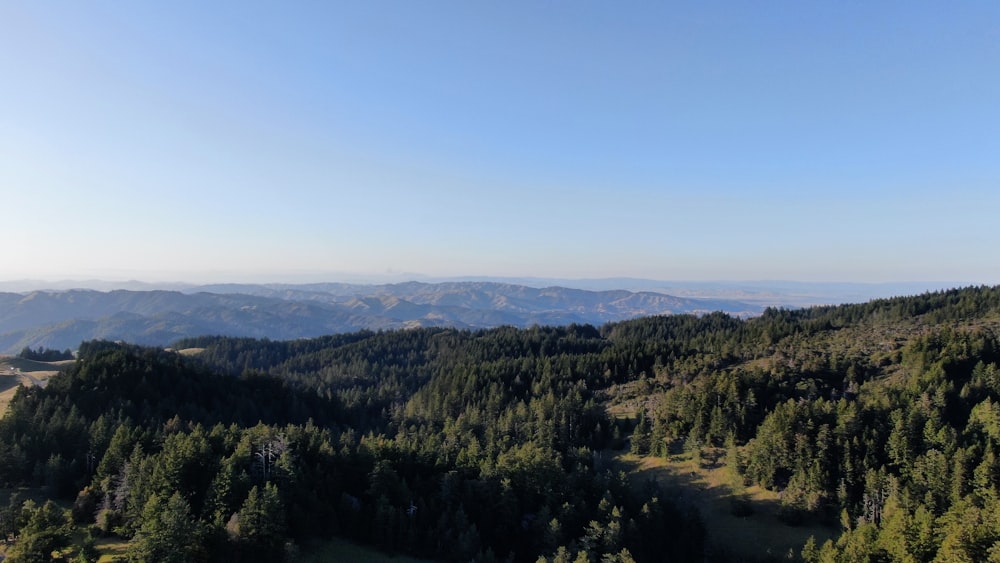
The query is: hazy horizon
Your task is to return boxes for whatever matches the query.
[3,3,998,284]
[0,273,973,297]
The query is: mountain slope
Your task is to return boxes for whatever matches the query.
[0,283,760,353]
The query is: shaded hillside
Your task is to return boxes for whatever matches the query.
[0,283,759,353]
[606,285,1000,561]
[191,280,760,316]
[0,331,705,562]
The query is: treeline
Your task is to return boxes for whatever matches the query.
[0,330,704,562]
[16,346,73,362]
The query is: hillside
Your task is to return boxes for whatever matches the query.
[0,282,760,353]
[1,286,999,561]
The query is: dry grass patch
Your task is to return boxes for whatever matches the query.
[605,403,638,420]
[0,358,70,413]
[0,358,67,382]
[618,451,837,561]
[95,537,130,562]
[1,357,71,372]
[0,383,22,416]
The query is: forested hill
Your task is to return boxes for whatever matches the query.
[0,329,702,561]
[616,285,1000,562]
[1,285,1000,561]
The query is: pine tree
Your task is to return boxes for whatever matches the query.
[228,483,286,562]
[127,492,205,563]
[630,414,651,455]
[6,501,71,563]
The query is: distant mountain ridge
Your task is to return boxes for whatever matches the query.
[0,277,965,306]
[0,282,761,353]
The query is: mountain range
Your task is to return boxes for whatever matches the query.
[0,281,762,353]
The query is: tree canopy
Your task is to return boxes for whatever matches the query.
[3,285,1000,561]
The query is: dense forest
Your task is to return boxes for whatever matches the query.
[1,285,1000,561]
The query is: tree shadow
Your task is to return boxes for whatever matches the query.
[616,451,837,562]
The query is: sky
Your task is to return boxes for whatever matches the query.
[1,2,998,284]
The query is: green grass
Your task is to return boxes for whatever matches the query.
[0,491,78,559]
[617,451,837,561]
[299,537,437,563]
[94,537,130,562]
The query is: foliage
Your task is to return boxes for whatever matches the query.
[0,327,706,561]
[17,346,73,362]
[3,285,1000,560]
[5,500,71,562]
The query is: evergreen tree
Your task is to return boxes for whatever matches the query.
[6,501,71,563]
[630,414,651,455]
[127,492,205,563]
[228,483,286,562]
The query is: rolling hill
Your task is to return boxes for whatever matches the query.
[0,282,760,353]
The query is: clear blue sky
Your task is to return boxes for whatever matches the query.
[2,2,998,283]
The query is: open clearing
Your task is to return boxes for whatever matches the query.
[0,357,70,413]
[298,537,436,563]
[616,451,837,562]
[94,537,129,562]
